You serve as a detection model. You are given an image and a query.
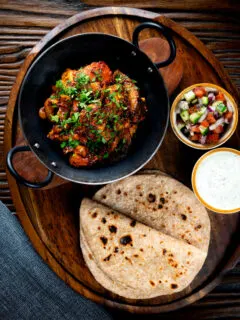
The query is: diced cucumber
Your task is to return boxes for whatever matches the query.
[184,90,196,103]
[189,112,201,124]
[177,122,185,130]
[201,96,209,105]
[198,107,207,116]
[191,98,198,104]
[216,103,227,114]
[178,100,189,111]
[199,125,208,136]
[211,100,223,111]
[180,110,190,122]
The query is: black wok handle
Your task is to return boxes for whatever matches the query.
[6,145,53,188]
[132,21,176,68]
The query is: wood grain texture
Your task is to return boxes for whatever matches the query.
[0,2,240,318]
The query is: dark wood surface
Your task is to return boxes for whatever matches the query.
[1,1,240,319]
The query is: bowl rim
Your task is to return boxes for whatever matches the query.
[191,147,240,214]
[170,83,238,150]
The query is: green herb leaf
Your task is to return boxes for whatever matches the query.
[101,136,107,144]
[60,141,67,148]
[71,112,80,123]
[69,140,80,148]
[50,115,59,123]
[76,72,90,87]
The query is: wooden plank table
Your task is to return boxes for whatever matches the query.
[0,1,239,319]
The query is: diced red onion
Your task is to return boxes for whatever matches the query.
[198,110,208,123]
[214,111,220,119]
[224,118,229,124]
[207,105,214,112]
[227,101,233,112]
[200,135,207,145]
[209,117,225,131]
[208,93,215,102]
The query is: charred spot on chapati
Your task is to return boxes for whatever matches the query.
[102,194,106,199]
[147,193,156,203]
[160,197,165,204]
[195,224,202,230]
[171,283,178,289]
[88,254,93,260]
[103,254,112,262]
[133,254,139,258]
[120,235,132,246]
[114,247,119,253]
[125,256,133,264]
[116,189,121,195]
[101,217,107,224]
[139,192,143,197]
[162,249,167,255]
[109,225,117,233]
[123,192,128,196]
[91,211,98,218]
[181,214,187,221]
[149,280,155,286]
[140,248,144,252]
[100,236,108,245]
[158,204,163,209]
[136,184,141,190]
[130,220,137,227]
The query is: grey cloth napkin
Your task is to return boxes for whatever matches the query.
[0,201,112,320]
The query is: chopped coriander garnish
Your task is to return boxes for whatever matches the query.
[101,137,107,144]
[50,115,59,123]
[60,141,67,148]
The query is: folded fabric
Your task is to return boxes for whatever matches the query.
[0,201,112,320]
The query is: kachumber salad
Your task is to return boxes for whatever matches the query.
[176,86,234,145]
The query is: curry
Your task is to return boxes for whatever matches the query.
[39,61,147,167]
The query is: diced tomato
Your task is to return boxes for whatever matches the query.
[193,87,206,98]
[215,92,225,101]
[200,120,209,128]
[189,106,198,114]
[190,133,201,141]
[224,111,233,121]
[206,112,216,124]
[213,125,224,134]
[207,133,219,143]
[191,125,200,133]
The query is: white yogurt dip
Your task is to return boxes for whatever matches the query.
[194,150,240,212]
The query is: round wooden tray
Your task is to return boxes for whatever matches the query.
[4,7,240,314]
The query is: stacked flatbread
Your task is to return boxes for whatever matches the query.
[80,173,210,299]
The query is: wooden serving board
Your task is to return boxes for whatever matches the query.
[4,7,240,314]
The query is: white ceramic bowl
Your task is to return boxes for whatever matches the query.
[192,148,240,214]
